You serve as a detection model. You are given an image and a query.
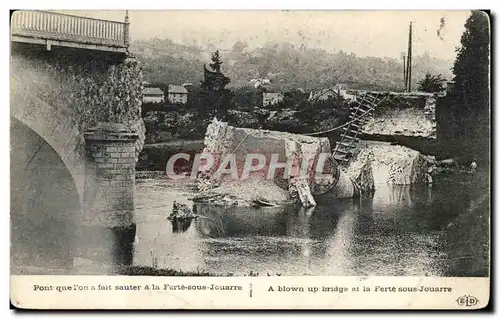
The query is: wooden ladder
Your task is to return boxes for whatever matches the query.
[332,92,384,166]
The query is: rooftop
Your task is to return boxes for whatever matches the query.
[143,87,164,95]
[309,88,338,101]
[168,85,188,94]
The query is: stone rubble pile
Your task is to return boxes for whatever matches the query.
[192,120,434,209]
[196,119,377,207]
[353,141,434,186]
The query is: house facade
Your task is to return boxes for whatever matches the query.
[143,87,165,103]
[262,92,284,107]
[308,88,338,102]
[308,84,355,102]
[168,85,188,104]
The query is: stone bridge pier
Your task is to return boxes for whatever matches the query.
[80,123,139,266]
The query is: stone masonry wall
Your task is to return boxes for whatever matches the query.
[363,95,437,139]
[83,126,138,228]
[11,51,146,203]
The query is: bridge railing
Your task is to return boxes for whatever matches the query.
[11,10,129,48]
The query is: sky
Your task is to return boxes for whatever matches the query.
[59,10,471,61]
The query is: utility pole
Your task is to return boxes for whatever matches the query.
[406,22,413,92]
[402,54,406,91]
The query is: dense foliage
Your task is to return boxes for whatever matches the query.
[418,72,446,93]
[441,11,490,165]
[131,39,453,92]
[12,53,143,131]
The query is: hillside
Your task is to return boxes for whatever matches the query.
[131,38,453,92]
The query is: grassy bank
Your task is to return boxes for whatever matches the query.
[117,266,282,277]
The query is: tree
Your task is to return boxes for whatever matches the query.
[200,50,232,120]
[209,50,223,73]
[445,10,490,164]
[418,72,446,92]
[451,11,490,113]
[231,86,262,111]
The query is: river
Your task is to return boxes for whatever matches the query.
[132,171,489,277]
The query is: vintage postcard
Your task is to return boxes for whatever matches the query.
[9,9,490,310]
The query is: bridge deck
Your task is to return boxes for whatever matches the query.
[10,10,129,53]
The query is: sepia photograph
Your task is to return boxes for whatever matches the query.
[9,8,491,309]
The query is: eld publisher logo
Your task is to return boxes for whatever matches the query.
[456,295,479,307]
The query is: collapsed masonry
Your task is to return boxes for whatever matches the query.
[357,93,437,185]
[357,141,433,185]
[363,94,437,138]
[194,93,438,208]
[196,119,375,207]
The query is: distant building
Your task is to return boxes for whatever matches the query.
[143,87,164,103]
[309,84,356,102]
[262,92,284,107]
[182,82,193,91]
[168,84,188,104]
[308,88,338,102]
[250,78,272,89]
[342,90,358,101]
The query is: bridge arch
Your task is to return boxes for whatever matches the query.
[11,117,82,269]
[10,67,87,205]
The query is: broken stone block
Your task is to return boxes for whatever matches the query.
[285,139,318,207]
[168,201,197,233]
[346,149,376,195]
[360,141,432,185]
[198,119,335,206]
[198,119,375,206]
[327,169,357,198]
[199,119,332,206]
[289,178,316,207]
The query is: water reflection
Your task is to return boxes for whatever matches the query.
[193,203,290,238]
[133,174,489,277]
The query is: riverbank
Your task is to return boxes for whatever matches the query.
[118,266,281,277]
[137,140,204,171]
